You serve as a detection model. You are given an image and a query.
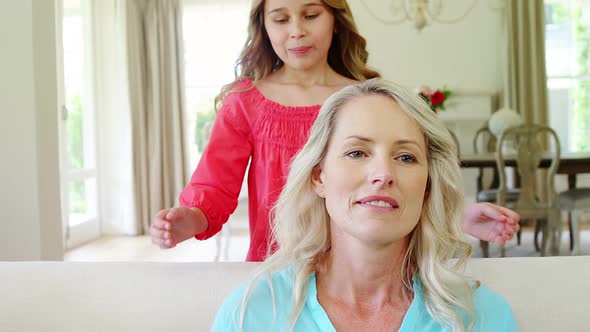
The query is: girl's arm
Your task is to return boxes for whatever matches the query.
[462,202,520,244]
[179,98,253,240]
[150,206,208,248]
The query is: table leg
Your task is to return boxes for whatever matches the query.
[568,174,577,190]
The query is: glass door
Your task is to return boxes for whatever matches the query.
[56,0,100,248]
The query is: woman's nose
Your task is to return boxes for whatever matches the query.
[290,19,306,39]
[370,159,394,187]
[371,174,394,187]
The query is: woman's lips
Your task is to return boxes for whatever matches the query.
[289,46,312,55]
[356,195,400,211]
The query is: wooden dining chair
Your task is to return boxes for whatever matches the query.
[491,124,562,257]
[448,127,460,158]
[473,125,529,256]
[472,125,497,192]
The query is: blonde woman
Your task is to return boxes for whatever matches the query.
[212,79,517,332]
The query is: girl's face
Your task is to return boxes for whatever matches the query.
[263,0,335,72]
[312,94,429,248]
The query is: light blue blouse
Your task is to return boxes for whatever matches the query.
[211,268,518,331]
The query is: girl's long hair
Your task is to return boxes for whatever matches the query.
[213,0,380,110]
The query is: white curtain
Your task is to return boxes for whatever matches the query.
[92,0,137,235]
[91,0,187,235]
[126,0,187,233]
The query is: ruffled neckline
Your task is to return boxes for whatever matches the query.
[242,80,322,116]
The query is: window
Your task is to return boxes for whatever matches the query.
[545,0,590,152]
[56,0,100,248]
[182,0,250,170]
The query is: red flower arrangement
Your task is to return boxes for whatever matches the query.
[418,86,452,112]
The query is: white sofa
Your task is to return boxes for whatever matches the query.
[1,256,589,331]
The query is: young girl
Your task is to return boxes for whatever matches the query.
[150,0,519,262]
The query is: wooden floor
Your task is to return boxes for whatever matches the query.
[66,199,251,262]
[64,232,250,262]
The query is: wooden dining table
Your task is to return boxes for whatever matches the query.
[460,152,590,189]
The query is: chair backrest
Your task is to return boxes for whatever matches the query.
[495,124,561,213]
[447,128,461,158]
[472,125,496,154]
[472,125,497,191]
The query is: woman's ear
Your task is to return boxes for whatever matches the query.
[311,166,325,198]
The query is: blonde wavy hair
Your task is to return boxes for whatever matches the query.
[239,79,477,331]
[214,0,380,110]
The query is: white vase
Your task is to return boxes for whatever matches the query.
[488,108,523,138]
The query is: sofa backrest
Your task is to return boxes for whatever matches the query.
[0,256,589,331]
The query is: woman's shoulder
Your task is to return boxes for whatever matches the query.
[216,79,261,124]
[472,284,511,311]
[471,284,518,331]
[222,78,256,101]
[231,78,255,90]
[211,268,297,331]
[227,267,295,302]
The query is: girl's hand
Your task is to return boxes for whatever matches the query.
[463,202,520,245]
[150,207,208,248]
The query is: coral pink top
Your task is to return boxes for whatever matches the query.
[179,80,321,261]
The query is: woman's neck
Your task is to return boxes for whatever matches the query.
[316,239,410,308]
[270,65,348,87]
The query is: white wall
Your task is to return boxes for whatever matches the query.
[349,0,506,95]
[0,0,63,260]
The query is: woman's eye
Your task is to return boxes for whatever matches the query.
[305,14,319,20]
[274,18,287,23]
[346,150,366,159]
[399,154,417,163]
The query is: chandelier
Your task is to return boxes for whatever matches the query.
[359,0,478,31]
